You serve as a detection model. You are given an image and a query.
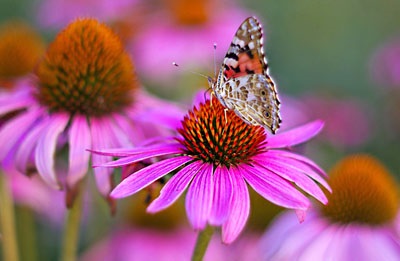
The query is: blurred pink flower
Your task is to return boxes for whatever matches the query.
[37,0,140,29]
[261,154,400,260]
[0,18,182,206]
[301,94,371,147]
[370,37,400,89]
[129,2,251,83]
[81,227,261,261]
[93,99,330,243]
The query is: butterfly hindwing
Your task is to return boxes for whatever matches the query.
[222,74,281,133]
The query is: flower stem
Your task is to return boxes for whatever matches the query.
[0,173,20,261]
[60,181,85,261]
[191,225,214,261]
[17,206,37,261]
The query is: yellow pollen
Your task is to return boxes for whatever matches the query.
[178,99,266,167]
[166,0,210,25]
[321,154,399,226]
[0,21,45,86]
[35,18,138,116]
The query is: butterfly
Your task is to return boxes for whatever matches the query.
[208,16,281,134]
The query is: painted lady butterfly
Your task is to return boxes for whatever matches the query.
[209,16,281,134]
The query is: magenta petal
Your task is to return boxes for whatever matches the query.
[185,163,214,230]
[209,165,233,226]
[35,113,69,189]
[253,158,328,204]
[267,150,330,183]
[67,115,91,188]
[111,156,193,198]
[90,118,115,196]
[147,160,203,213]
[0,108,43,161]
[222,167,250,244]
[240,164,310,209]
[14,120,47,173]
[267,120,324,148]
[90,143,183,157]
[0,90,33,116]
[94,145,183,168]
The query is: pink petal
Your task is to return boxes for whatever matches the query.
[147,160,203,213]
[222,167,250,244]
[14,120,47,173]
[105,115,134,148]
[67,115,91,188]
[253,157,328,204]
[112,113,143,145]
[267,151,330,190]
[185,163,214,230]
[90,143,183,157]
[90,118,115,196]
[111,156,193,198]
[240,164,310,209]
[0,90,33,116]
[94,145,183,168]
[267,120,324,148]
[35,113,69,189]
[0,108,43,161]
[209,165,233,226]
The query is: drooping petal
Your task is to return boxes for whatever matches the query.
[240,164,310,210]
[111,156,193,198]
[0,90,33,116]
[267,120,324,149]
[35,113,69,189]
[14,120,47,173]
[209,165,233,226]
[0,108,43,161]
[89,143,183,157]
[67,115,91,189]
[90,117,115,196]
[105,114,134,148]
[147,160,203,213]
[94,145,183,168]
[185,163,214,230]
[222,166,250,244]
[253,158,328,204]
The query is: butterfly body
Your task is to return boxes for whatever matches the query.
[209,16,281,134]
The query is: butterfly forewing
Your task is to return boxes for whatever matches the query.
[212,16,281,134]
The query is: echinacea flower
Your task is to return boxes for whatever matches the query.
[93,99,330,243]
[261,154,400,260]
[0,18,181,206]
[0,21,45,88]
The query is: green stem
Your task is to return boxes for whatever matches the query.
[0,173,20,261]
[17,206,37,261]
[60,182,85,261]
[191,225,215,261]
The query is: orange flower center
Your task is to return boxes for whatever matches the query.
[0,21,45,86]
[35,18,138,116]
[321,154,399,226]
[178,99,267,167]
[166,0,210,25]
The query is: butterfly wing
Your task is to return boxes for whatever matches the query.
[222,74,281,134]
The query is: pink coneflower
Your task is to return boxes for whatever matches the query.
[93,99,330,243]
[261,154,400,260]
[0,18,180,206]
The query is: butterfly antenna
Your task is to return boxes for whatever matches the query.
[213,43,218,77]
[172,62,211,80]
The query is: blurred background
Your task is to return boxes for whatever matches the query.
[0,0,399,259]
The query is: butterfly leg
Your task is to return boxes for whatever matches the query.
[224,108,229,124]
